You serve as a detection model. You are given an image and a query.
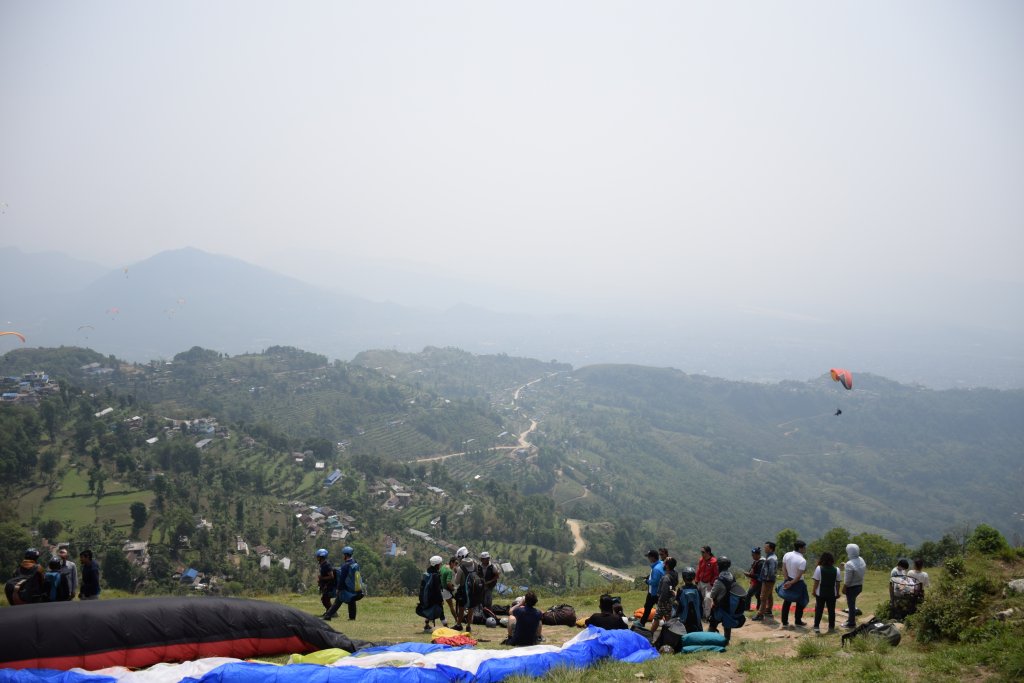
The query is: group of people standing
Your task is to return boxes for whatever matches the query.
[6,547,100,605]
[415,546,502,634]
[315,546,362,621]
[628,539,921,642]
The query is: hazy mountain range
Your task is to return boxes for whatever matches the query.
[2,245,1021,389]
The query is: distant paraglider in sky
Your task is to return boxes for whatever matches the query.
[1,331,26,343]
[830,367,853,416]
[830,368,853,390]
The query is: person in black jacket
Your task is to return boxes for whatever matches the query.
[78,549,101,600]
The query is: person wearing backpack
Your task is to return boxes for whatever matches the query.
[812,551,841,633]
[5,548,46,605]
[416,555,448,631]
[649,557,679,644]
[322,546,361,621]
[708,556,747,645]
[674,566,704,633]
[452,546,481,632]
[42,558,73,602]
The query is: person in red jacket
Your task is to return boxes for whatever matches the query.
[696,546,719,621]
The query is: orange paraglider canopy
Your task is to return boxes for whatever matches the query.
[830,368,853,390]
[1,331,26,343]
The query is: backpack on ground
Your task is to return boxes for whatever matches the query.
[653,618,688,653]
[463,570,485,608]
[541,604,578,626]
[841,618,901,647]
[676,586,704,632]
[714,577,746,630]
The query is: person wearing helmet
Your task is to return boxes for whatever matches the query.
[322,546,360,621]
[675,566,704,633]
[708,556,747,644]
[416,555,448,631]
[476,551,500,609]
[315,549,335,616]
[5,549,45,605]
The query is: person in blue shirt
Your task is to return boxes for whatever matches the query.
[636,549,664,629]
[322,546,360,621]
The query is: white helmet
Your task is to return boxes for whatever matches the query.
[479,551,490,559]
[456,546,469,558]
[429,555,443,566]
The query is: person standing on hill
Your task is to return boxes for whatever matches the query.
[441,556,457,625]
[842,543,866,629]
[636,549,665,629]
[56,546,78,599]
[708,556,747,645]
[752,541,778,622]
[78,549,101,600]
[811,552,841,633]
[696,546,719,620]
[323,546,360,621]
[779,540,808,628]
[477,552,500,609]
[452,546,479,632]
[6,548,45,604]
[416,555,448,631]
[743,546,764,613]
[649,557,678,643]
[315,549,335,616]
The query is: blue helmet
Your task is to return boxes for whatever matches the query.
[315,548,328,558]
[342,546,354,556]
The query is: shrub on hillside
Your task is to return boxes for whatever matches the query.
[909,554,1011,644]
[968,524,1010,556]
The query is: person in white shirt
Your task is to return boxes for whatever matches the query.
[907,558,930,598]
[779,540,808,628]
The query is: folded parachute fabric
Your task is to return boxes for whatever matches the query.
[0,626,658,683]
[430,635,477,647]
[0,597,372,671]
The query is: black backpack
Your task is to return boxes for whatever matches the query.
[464,569,486,608]
[714,577,746,629]
[42,571,71,602]
[5,574,41,605]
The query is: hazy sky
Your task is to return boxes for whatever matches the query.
[2,1,1022,319]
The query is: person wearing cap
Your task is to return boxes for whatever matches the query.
[417,555,448,631]
[315,549,335,616]
[743,546,764,613]
[476,551,500,609]
[636,549,664,629]
[752,541,778,622]
[323,546,360,621]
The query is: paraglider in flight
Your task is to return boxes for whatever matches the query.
[835,409,842,416]
[830,368,853,390]
[1,331,26,343]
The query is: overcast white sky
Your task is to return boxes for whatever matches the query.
[2,1,1022,320]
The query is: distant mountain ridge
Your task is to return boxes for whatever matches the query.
[2,246,1022,388]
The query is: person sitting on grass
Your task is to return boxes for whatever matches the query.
[504,590,543,646]
[584,594,628,630]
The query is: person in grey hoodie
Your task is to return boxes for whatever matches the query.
[842,543,867,629]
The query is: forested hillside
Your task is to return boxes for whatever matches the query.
[2,345,1021,597]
